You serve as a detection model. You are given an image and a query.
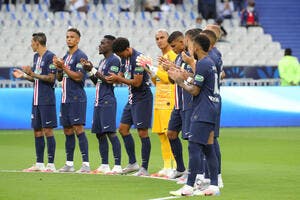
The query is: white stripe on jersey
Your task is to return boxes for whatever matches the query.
[61,55,72,103]
[33,57,42,106]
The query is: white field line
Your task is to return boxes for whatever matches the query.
[148,196,182,200]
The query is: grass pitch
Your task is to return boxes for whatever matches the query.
[0,127,299,200]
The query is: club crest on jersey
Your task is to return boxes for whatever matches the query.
[195,74,204,82]
[69,59,73,64]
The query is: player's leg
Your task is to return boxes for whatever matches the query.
[41,105,57,172]
[101,100,121,174]
[107,132,122,174]
[214,137,223,188]
[24,106,45,172]
[90,106,110,174]
[59,103,76,172]
[119,103,138,173]
[192,122,219,196]
[152,109,175,177]
[70,102,89,173]
[132,98,152,176]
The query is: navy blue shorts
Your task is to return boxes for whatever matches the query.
[189,121,215,145]
[31,105,57,129]
[60,102,86,127]
[121,99,153,129]
[168,109,193,140]
[92,101,116,134]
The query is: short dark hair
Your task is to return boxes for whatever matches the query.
[104,35,116,41]
[32,32,47,46]
[284,48,292,56]
[201,29,217,45]
[112,37,130,53]
[167,31,184,44]
[67,28,81,37]
[185,28,202,40]
[193,35,210,52]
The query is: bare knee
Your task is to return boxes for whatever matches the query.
[118,123,130,136]
[167,130,178,140]
[138,128,148,138]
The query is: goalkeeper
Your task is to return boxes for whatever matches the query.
[137,29,177,178]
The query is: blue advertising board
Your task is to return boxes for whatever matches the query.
[0,87,299,129]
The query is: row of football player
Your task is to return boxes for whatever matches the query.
[13,25,224,196]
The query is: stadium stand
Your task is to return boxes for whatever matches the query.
[255,0,300,60]
[0,0,288,86]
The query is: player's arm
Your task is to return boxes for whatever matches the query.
[22,66,55,84]
[168,67,200,96]
[107,72,143,87]
[12,68,34,82]
[53,56,84,82]
[182,51,196,73]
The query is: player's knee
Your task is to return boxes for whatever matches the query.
[43,128,54,137]
[138,128,148,138]
[167,130,178,140]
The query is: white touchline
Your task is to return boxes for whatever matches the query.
[148,196,182,200]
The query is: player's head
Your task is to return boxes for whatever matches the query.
[284,48,292,56]
[155,29,169,51]
[205,24,221,41]
[167,31,185,54]
[66,28,81,49]
[200,29,217,48]
[112,37,131,58]
[31,32,47,52]
[99,35,116,55]
[193,34,210,59]
[185,28,202,52]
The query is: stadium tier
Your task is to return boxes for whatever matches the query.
[0,1,284,69]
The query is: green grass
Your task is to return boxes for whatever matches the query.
[0,128,300,200]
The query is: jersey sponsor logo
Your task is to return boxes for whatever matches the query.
[110,66,119,73]
[124,71,131,79]
[46,121,52,124]
[134,66,144,72]
[73,118,80,122]
[194,74,204,82]
[137,122,143,125]
[103,125,110,129]
[34,68,42,75]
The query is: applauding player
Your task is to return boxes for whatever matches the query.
[80,35,122,174]
[53,28,90,173]
[107,37,153,176]
[13,32,57,172]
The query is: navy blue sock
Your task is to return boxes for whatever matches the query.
[65,134,75,161]
[108,134,121,165]
[199,152,204,175]
[77,132,89,162]
[214,137,221,174]
[35,136,45,163]
[169,137,185,172]
[96,134,108,164]
[204,158,209,179]
[46,136,56,163]
[187,141,203,187]
[122,134,136,164]
[141,137,151,170]
[203,144,219,186]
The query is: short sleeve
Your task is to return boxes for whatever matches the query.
[193,61,207,87]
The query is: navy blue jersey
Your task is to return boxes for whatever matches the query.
[174,51,193,111]
[61,49,88,103]
[210,47,223,89]
[32,50,56,106]
[95,54,121,107]
[120,49,152,104]
[191,56,219,123]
